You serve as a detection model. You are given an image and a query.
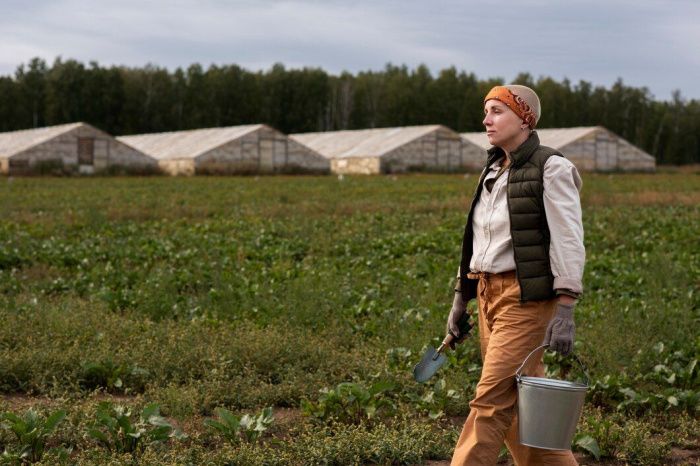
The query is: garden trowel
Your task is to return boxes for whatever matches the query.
[413,314,472,383]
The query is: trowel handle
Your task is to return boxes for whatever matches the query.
[434,333,455,358]
[439,314,473,356]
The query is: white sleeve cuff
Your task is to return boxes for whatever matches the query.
[553,276,583,294]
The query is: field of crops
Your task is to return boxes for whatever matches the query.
[0,173,698,465]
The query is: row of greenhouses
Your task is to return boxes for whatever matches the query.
[0,122,655,176]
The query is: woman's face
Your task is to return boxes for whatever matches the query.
[483,100,525,149]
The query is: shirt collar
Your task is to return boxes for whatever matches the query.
[487,160,502,171]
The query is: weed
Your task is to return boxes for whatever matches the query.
[407,378,461,419]
[204,407,273,444]
[0,408,66,463]
[87,402,185,457]
[618,419,671,465]
[301,381,396,423]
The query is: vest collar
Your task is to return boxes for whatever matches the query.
[485,131,541,169]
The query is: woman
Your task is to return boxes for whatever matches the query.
[446,84,585,466]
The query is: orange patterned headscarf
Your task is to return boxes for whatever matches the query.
[484,86,538,129]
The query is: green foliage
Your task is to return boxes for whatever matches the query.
[618,420,672,465]
[56,415,457,465]
[575,411,685,464]
[406,378,461,419]
[281,418,456,465]
[386,347,414,371]
[575,410,624,459]
[589,339,700,414]
[573,435,601,460]
[80,360,150,393]
[0,175,697,462]
[301,381,396,423]
[204,407,273,444]
[0,408,66,463]
[87,402,185,457]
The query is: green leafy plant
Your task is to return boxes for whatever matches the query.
[573,434,601,460]
[0,408,66,463]
[204,407,273,444]
[80,360,129,391]
[589,340,700,415]
[640,342,699,390]
[407,378,461,419]
[574,411,624,460]
[87,402,185,457]
[301,381,396,423]
[80,360,150,393]
[386,347,413,370]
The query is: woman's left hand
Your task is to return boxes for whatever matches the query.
[543,302,576,355]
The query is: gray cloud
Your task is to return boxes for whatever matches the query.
[0,0,697,100]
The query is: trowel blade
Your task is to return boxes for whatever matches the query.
[413,346,447,383]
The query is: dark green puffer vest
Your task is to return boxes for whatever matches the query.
[459,131,563,303]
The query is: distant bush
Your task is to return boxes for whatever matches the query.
[33,159,74,176]
[96,163,162,176]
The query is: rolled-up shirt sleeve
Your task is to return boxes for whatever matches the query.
[543,156,585,295]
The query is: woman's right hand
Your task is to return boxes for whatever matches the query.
[446,291,471,349]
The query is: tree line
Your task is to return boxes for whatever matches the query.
[0,57,698,164]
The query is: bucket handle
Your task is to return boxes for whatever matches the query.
[515,344,590,387]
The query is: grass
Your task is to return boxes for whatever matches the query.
[0,173,697,464]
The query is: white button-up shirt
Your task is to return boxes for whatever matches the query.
[466,155,585,294]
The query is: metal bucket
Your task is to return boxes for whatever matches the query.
[515,344,589,450]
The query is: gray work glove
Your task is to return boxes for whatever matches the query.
[445,291,471,350]
[543,302,576,355]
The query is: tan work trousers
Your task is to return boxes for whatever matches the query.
[450,271,578,466]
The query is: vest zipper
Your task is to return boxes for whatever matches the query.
[504,168,525,303]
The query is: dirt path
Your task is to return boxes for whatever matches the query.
[424,448,700,465]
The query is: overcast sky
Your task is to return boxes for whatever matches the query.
[1,0,698,101]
